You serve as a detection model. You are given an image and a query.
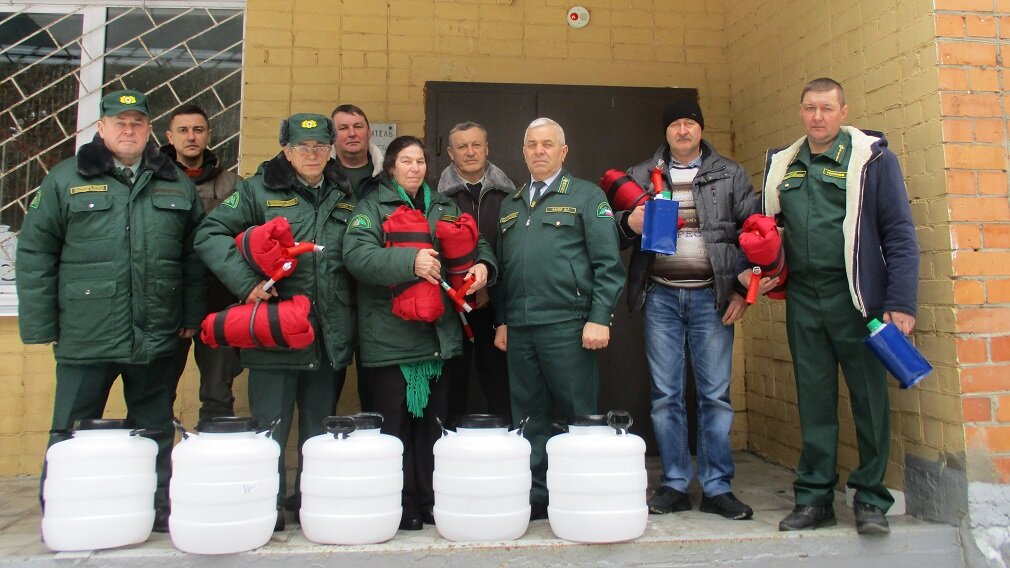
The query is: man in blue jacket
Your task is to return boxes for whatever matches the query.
[763,78,919,535]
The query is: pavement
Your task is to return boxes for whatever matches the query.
[0,452,964,567]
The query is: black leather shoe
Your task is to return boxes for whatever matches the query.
[274,507,285,532]
[700,492,753,520]
[399,514,423,531]
[854,501,890,535]
[152,508,170,533]
[778,504,836,531]
[648,486,691,514]
[421,510,436,525]
[530,503,549,520]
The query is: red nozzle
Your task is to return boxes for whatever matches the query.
[746,266,761,305]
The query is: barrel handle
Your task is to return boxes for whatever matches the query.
[258,416,282,439]
[607,410,633,436]
[435,416,449,437]
[324,416,357,440]
[516,416,530,437]
[550,419,568,434]
[172,418,190,440]
[129,428,162,437]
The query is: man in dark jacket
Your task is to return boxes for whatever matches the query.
[617,98,765,522]
[766,78,919,535]
[194,113,357,530]
[437,121,515,424]
[161,103,243,421]
[17,90,206,531]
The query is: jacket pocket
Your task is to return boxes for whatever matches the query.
[542,213,577,229]
[151,193,192,238]
[60,280,116,342]
[67,194,115,240]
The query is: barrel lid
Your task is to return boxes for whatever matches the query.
[567,415,609,427]
[455,414,510,429]
[196,416,258,433]
[73,418,135,430]
[352,412,383,430]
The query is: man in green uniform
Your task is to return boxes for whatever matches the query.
[17,89,206,532]
[492,117,626,520]
[764,78,919,535]
[195,113,357,530]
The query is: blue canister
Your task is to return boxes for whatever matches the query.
[641,199,679,255]
[863,318,932,389]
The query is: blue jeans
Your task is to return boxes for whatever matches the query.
[643,285,736,496]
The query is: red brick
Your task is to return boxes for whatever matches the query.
[936,0,998,10]
[943,119,974,142]
[966,425,1010,452]
[964,396,993,421]
[958,337,990,363]
[994,337,1010,363]
[957,308,1010,334]
[995,456,1010,483]
[946,170,978,195]
[951,224,982,249]
[969,68,1001,91]
[942,93,1003,117]
[949,196,1010,221]
[954,251,1010,276]
[983,224,1010,248]
[974,117,1006,141]
[998,396,1010,421]
[1002,16,1010,39]
[938,42,998,66]
[979,172,1008,196]
[936,14,966,36]
[1002,45,1010,68]
[944,145,1007,169]
[989,279,1010,302]
[966,15,998,37]
[939,68,970,91]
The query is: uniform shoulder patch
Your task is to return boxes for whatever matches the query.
[222,192,240,209]
[823,168,846,179]
[29,191,41,209]
[267,197,298,207]
[69,184,108,195]
[596,202,614,218]
[783,170,806,180]
[337,202,355,211]
[499,212,519,224]
[349,213,372,229]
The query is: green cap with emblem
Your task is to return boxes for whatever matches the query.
[280,113,336,146]
[101,89,150,117]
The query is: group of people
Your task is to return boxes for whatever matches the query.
[17,75,918,538]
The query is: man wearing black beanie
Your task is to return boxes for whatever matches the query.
[615,97,774,521]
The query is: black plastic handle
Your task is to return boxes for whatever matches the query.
[607,410,634,435]
[324,416,357,439]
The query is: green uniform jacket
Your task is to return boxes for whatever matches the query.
[493,169,625,327]
[194,154,357,371]
[17,135,206,364]
[343,179,497,368]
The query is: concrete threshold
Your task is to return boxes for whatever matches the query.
[0,453,963,567]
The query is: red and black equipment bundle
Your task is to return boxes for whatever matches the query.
[738,214,788,302]
[383,206,444,323]
[600,167,685,230]
[435,213,479,340]
[200,295,315,350]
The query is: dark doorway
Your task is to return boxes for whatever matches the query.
[424,81,698,455]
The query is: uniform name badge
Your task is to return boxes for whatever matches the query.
[641,198,679,255]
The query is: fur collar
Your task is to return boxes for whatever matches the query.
[77,134,179,180]
[436,160,516,195]
[159,143,223,184]
[262,152,352,196]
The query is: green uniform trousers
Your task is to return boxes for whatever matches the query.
[507,319,599,506]
[46,357,176,510]
[786,283,893,512]
[247,358,346,507]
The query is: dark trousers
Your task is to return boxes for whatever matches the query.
[247,358,346,506]
[168,336,243,421]
[507,320,599,506]
[446,306,511,425]
[44,357,176,510]
[368,364,449,518]
[786,284,893,512]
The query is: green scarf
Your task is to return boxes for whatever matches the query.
[392,178,441,417]
[393,179,432,214]
[401,359,443,418]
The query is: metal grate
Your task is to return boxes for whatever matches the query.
[0,4,245,297]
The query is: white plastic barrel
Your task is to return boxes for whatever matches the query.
[42,419,158,551]
[300,413,404,544]
[169,417,280,554]
[433,414,531,541]
[546,411,648,543]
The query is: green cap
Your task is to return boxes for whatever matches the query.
[101,89,150,117]
[280,113,335,146]
[867,318,884,333]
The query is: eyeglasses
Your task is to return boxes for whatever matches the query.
[290,144,331,156]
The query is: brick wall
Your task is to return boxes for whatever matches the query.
[725,0,949,492]
[935,0,1010,484]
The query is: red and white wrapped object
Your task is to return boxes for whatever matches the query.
[738,214,787,300]
[200,295,315,350]
[383,206,444,323]
[600,169,653,212]
[235,216,323,292]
